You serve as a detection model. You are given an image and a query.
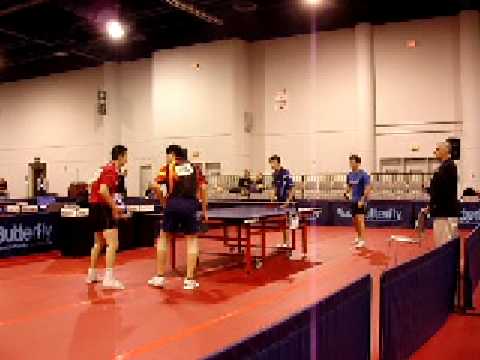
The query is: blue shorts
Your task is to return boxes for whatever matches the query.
[163,198,200,235]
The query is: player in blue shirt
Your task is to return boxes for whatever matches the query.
[269,155,294,204]
[346,155,371,249]
[269,154,294,247]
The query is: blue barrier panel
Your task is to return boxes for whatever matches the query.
[331,200,413,228]
[206,275,371,360]
[464,226,480,309]
[414,201,480,229]
[380,238,460,360]
[459,203,480,229]
[0,213,58,258]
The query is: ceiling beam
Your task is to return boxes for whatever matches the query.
[163,0,224,25]
[0,27,102,61]
[0,0,48,18]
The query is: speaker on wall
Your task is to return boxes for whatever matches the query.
[446,137,460,160]
[244,112,253,133]
[97,90,107,116]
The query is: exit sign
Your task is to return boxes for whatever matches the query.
[406,40,417,48]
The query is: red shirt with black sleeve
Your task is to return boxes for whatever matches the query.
[155,161,207,200]
[90,162,119,204]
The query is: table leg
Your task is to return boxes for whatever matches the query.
[223,224,228,247]
[302,223,308,257]
[246,224,253,274]
[237,225,242,253]
[292,228,296,251]
[171,236,176,271]
[261,219,266,260]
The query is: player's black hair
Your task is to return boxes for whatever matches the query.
[349,154,361,164]
[178,147,188,160]
[112,145,128,161]
[269,154,281,163]
[166,144,182,156]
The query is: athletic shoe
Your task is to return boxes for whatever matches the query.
[102,277,125,290]
[85,268,101,284]
[147,276,166,288]
[352,237,360,245]
[184,279,199,290]
[355,240,366,249]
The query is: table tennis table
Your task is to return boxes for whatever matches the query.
[170,204,321,274]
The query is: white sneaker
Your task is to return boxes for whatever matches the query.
[183,279,199,290]
[147,276,166,288]
[102,277,125,290]
[355,240,366,249]
[85,269,101,284]
[352,237,360,245]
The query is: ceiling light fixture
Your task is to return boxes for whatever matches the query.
[106,20,125,40]
[304,0,322,5]
[233,1,257,13]
[164,0,224,26]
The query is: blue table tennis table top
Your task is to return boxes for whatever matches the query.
[207,206,289,220]
[207,205,319,221]
[141,202,320,221]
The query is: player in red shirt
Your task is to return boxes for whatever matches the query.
[86,145,128,290]
[148,145,208,290]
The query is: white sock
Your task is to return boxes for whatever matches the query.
[105,268,114,280]
[88,268,96,274]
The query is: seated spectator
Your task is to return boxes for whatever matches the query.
[0,178,8,198]
[145,184,156,199]
[254,173,265,192]
[238,169,252,189]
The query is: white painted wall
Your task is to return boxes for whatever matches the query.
[249,42,267,174]
[375,16,461,160]
[0,14,478,197]
[260,29,358,174]
[119,58,154,196]
[0,67,105,197]
[151,40,251,176]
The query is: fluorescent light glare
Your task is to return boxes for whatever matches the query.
[106,20,125,40]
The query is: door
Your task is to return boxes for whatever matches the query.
[28,161,47,197]
[139,165,152,197]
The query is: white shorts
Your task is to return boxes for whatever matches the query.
[433,218,458,246]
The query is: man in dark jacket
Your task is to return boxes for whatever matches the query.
[427,142,459,246]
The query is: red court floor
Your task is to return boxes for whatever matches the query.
[0,227,476,360]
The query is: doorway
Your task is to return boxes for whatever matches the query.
[139,165,152,197]
[28,160,47,197]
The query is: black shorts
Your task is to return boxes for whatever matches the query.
[163,197,200,235]
[89,203,118,233]
[351,202,367,216]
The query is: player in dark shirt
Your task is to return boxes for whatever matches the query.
[426,142,459,245]
[148,145,208,290]
[269,155,294,247]
[86,145,128,290]
[269,155,294,203]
